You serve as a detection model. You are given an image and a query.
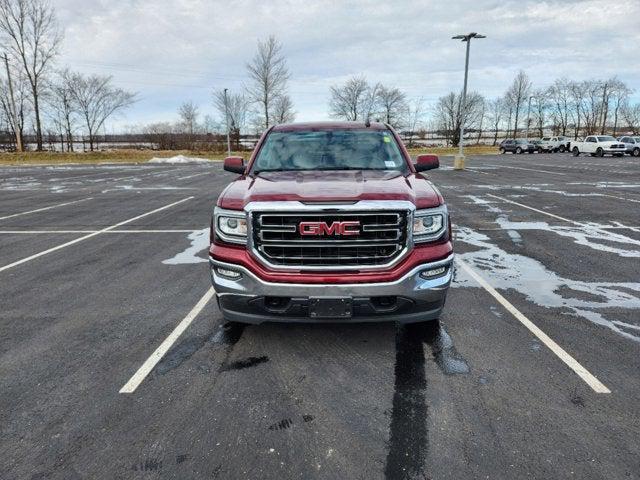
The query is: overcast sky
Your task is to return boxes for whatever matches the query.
[55,0,640,130]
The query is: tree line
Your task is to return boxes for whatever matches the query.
[0,0,136,152]
[432,71,639,147]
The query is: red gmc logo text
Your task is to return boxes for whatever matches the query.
[299,221,361,236]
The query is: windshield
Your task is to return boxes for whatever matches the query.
[516,139,529,144]
[597,136,616,142]
[251,129,407,173]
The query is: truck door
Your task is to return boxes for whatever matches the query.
[584,137,596,153]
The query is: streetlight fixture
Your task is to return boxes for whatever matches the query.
[451,32,485,171]
[525,95,535,141]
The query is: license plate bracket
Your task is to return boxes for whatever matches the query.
[309,297,352,318]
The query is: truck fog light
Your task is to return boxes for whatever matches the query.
[215,266,242,280]
[420,266,447,278]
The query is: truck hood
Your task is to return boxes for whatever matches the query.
[217,170,443,210]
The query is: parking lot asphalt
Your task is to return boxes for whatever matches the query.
[1,154,639,479]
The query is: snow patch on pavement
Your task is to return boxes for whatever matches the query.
[453,227,640,342]
[163,229,209,265]
[148,155,214,164]
[464,195,640,257]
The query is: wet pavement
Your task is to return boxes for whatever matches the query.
[1,154,639,479]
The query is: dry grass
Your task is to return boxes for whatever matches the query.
[0,144,499,166]
[406,145,499,156]
[0,149,234,166]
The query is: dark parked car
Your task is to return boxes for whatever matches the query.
[499,138,536,154]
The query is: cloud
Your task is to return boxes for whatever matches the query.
[54,0,640,127]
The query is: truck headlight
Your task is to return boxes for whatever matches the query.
[413,209,446,243]
[214,207,247,244]
[218,216,247,236]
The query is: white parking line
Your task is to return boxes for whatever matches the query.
[0,229,198,234]
[0,197,93,220]
[486,194,575,224]
[119,287,215,393]
[177,172,212,180]
[486,194,640,243]
[456,259,611,393]
[0,197,193,273]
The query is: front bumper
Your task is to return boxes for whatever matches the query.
[210,254,454,324]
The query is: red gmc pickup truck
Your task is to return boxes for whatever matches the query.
[209,121,453,324]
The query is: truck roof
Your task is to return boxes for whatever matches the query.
[272,121,389,132]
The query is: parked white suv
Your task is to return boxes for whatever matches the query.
[618,136,640,157]
[571,135,626,157]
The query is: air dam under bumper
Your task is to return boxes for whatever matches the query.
[210,254,453,324]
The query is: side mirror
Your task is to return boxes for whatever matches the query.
[223,156,245,174]
[414,154,439,172]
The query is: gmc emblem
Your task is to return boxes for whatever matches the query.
[299,220,361,236]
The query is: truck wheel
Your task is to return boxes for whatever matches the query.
[633,148,640,157]
[559,145,566,153]
[499,147,505,154]
[516,147,522,154]
[572,147,580,156]
[537,147,543,153]
[596,147,604,157]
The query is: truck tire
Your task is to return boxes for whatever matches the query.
[559,145,566,153]
[515,147,522,154]
[633,147,640,157]
[537,147,543,153]
[499,147,506,154]
[572,147,580,156]
[596,147,604,157]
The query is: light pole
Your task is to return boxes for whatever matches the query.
[452,32,485,170]
[525,95,534,140]
[223,88,231,157]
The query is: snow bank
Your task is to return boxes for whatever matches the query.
[148,155,214,164]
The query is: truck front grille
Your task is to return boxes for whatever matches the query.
[252,211,408,268]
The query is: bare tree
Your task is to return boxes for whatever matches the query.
[47,68,75,151]
[404,97,425,147]
[622,103,640,135]
[610,80,631,136]
[487,98,503,145]
[213,88,251,149]
[530,89,549,138]
[547,78,571,136]
[0,0,62,150]
[435,91,485,147]
[246,35,291,129]
[178,101,199,136]
[271,94,295,124]
[329,75,370,121]
[0,67,30,149]
[376,85,407,128]
[504,70,531,136]
[68,72,136,151]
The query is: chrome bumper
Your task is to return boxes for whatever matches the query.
[209,254,454,324]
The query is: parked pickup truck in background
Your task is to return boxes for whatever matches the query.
[209,121,453,324]
[618,135,640,157]
[571,135,626,157]
[538,136,570,153]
